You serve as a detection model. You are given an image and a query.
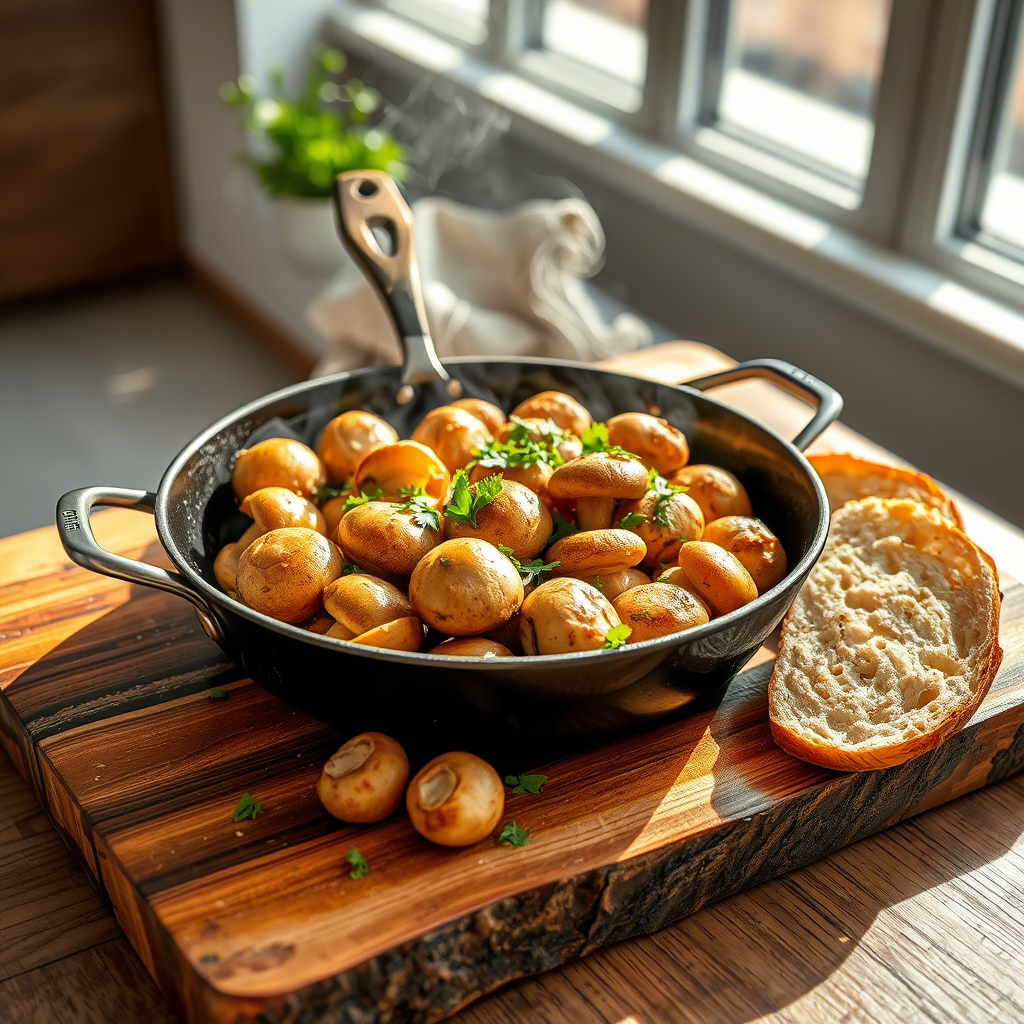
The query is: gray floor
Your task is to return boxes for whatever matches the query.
[0,276,298,538]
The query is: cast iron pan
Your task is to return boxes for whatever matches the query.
[57,171,842,767]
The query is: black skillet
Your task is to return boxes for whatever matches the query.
[57,170,841,767]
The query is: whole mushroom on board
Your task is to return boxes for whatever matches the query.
[519,577,622,655]
[235,527,342,624]
[316,410,398,486]
[338,501,440,578]
[702,515,788,594]
[318,732,410,823]
[511,390,591,437]
[443,479,552,561]
[548,452,649,532]
[606,412,689,476]
[231,438,326,502]
[612,582,709,643]
[412,405,494,474]
[668,464,753,524]
[406,751,505,847]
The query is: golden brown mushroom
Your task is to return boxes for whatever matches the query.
[348,616,424,651]
[548,452,649,531]
[519,577,621,655]
[547,528,647,578]
[409,538,524,635]
[575,566,650,603]
[323,574,413,636]
[702,516,787,594]
[668,464,753,524]
[316,411,398,486]
[235,527,342,624]
[241,486,327,536]
[412,405,493,474]
[511,391,591,436]
[429,637,514,657]
[406,751,505,847]
[443,479,552,561]
[338,501,440,577]
[231,438,326,502]
[320,495,349,541]
[353,440,450,507]
[451,398,506,436]
[614,490,704,571]
[676,541,758,615]
[317,732,410,823]
[606,412,689,476]
[213,542,245,595]
[612,583,709,643]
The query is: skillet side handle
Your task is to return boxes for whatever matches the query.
[683,358,843,451]
[56,487,227,644]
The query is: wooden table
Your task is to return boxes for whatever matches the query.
[4,343,1024,1024]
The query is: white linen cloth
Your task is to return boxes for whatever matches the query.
[307,196,650,376]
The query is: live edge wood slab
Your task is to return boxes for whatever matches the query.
[1,344,1023,1024]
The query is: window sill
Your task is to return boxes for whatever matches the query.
[330,1,1024,391]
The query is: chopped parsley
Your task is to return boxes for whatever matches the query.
[504,773,547,795]
[579,422,635,459]
[602,624,632,649]
[439,555,450,566]
[207,686,228,700]
[231,793,263,822]
[617,511,646,529]
[497,544,560,587]
[591,575,605,590]
[340,487,383,515]
[499,821,530,847]
[339,560,366,576]
[548,511,577,545]
[313,484,351,503]
[648,469,686,528]
[396,493,440,531]
[444,471,502,528]
[641,609,653,621]
[345,847,369,879]
[397,484,427,497]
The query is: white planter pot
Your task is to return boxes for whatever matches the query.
[271,196,348,275]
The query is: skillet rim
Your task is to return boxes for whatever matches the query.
[154,355,830,669]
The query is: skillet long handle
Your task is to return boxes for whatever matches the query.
[332,170,459,401]
[56,487,227,644]
[684,358,842,451]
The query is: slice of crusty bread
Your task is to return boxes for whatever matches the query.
[808,453,963,529]
[768,498,1002,771]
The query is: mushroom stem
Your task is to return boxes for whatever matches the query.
[576,496,615,532]
[418,765,458,809]
[325,740,373,778]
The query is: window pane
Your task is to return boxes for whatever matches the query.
[978,18,1024,248]
[715,0,893,181]
[377,0,488,44]
[540,0,648,86]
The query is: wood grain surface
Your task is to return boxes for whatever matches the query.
[2,343,1023,1024]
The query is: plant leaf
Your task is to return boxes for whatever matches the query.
[617,511,646,529]
[506,773,547,796]
[231,793,263,822]
[602,624,632,649]
[499,821,530,847]
[207,687,228,700]
[345,847,369,880]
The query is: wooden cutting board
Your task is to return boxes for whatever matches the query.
[2,344,1022,1024]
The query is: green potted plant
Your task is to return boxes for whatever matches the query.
[221,45,407,274]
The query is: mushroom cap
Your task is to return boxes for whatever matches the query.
[316,411,398,486]
[350,616,424,651]
[606,412,689,475]
[614,490,704,570]
[429,637,514,658]
[612,583,709,643]
[519,577,621,655]
[409,538,524,636]
[338,501,440,577]
[701,515,787,593]
[317,732,410,823]
[241,486,326,536]
[213,541,243,595]
[576,566,650,603]
[511,391,591,436]
[676,540,758,615]
[323,573,413,635]
[353,440,450,507]
[231,438,326,502]
[235,527,342,624]
[451,398,506,436]
[547,529,646,577]
[652,566,713,616]
[412,405,494,474]
[320,495,349,541]
[548,452,649,501]
[443,479,553,561]
[406,751,505,847]
[668,464,753,523]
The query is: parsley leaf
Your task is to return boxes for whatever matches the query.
[497,544,560,587]
[439,555,450,566]
[602,624,632,649]
[396,493,440,531]
[591,575,605,590]
[339,560,366,576]
[641,609,653,620]
[345,847,369,880]
[397,484,427,497]
[444,471,503,528]
[504,773,547,795]
[231,793,263,822]
[207,686,228,700]
[579,422,635,459]
[499,821,530,847]
[313,484,351,503]
[340,488,383,515]
[648,469,686,527]
[548,511,577,545]
[617,511,646,529]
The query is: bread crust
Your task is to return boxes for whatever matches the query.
[808,453,963,529]
[768,498,1002,772]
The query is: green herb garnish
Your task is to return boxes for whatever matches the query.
[499,821,530,847]
[504,773,547,795]
[231,793,263,822]
[648,469,686,527]
[617,511,646,529]
[641,609,653,621]
[497,544,560,587]
[345,847,369,879]
[340,487,383,515]
[313,484,351,503]
[207,687,228,700]
[548,511,577,545]
[444,471,502,528]
[397,484,427,497]
[339,560,366,576]
[396,493,440,531]
[439,556,450,565]
[591,575,605,590]
[602,624,632,650]
[579,422,635,459]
